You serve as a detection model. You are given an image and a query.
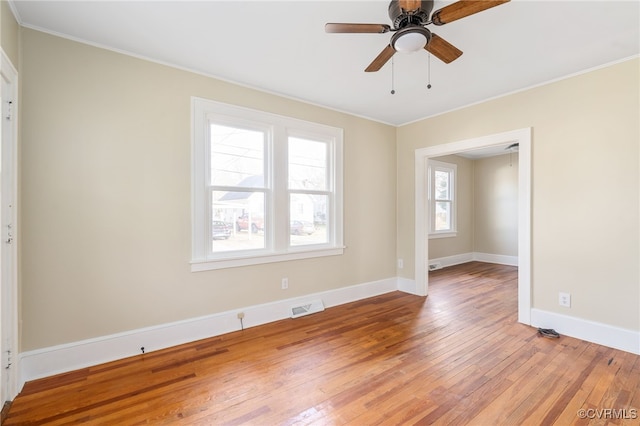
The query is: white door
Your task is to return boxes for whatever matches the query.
[0,51,18,404]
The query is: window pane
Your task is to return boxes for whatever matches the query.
[434,170,450,200]
[288,138,327,190]
[211,124,264,187]
[212,190,265,252]
[435,201,451,231]
[290,193,328,246]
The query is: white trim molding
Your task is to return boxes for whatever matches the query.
[19,277,398,389]
[427,253,518,271]
[397,277,419,295]
[428,253,474,270]
[531,308,640,355]
[1,48,19,402]
[472,252,518,267]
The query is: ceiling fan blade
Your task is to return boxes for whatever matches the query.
[325,23,391,33]
[431,0,510,26]
[365,45,396,72]
[425,34,463,63]
[399,0,422,12]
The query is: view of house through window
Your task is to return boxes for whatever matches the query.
[209,128,333,252]
[210,124,267,253]
[288,137,329,246]
[191,97,344,270]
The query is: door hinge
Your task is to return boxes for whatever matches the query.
[5,224,12,245]
[4,101,12,121]
[4,350,11,370]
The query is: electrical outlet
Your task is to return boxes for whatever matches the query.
[559,292,571,308]
[281,278,288,290]
[397,258,404,269]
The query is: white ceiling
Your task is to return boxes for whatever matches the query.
[10,0,640,126]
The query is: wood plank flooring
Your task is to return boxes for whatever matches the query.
[5,262,639,425]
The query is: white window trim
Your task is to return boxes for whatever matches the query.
[191,97,344,271]
[428,159,457,239]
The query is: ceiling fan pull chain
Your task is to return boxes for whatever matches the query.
[427,53,432,89]
[390,56,396,95]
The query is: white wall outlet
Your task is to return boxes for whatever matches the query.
[559,292,571,308]
[397,258,404,269]
[281,278,288,290]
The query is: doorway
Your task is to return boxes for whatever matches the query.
[414,128,531,325]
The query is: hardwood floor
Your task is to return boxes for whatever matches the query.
[6,262,639,425]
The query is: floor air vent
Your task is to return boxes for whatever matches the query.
[429,262,442,271]
[291,299,324,318]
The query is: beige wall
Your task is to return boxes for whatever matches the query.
[473,153,518,256]
[1,0,19,67]
[16,24,640,351]
[19,28,397,351]
[397,58,639,331]
[428,152,519,260]
[428,154,473,259]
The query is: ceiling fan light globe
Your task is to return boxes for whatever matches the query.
[391,26,431,53]
[394,32,427,52]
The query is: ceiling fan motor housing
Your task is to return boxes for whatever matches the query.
[388,0,433,29]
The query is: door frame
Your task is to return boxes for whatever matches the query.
[0,49,19,402]
[414,127,532,325]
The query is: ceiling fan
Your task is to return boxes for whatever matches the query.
[325,0,510,72]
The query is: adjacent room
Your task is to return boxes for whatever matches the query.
[0,0,638,424]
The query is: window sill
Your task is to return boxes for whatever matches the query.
[191,246,345,272]
[428,232,457,240]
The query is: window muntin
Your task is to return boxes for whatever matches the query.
[428,160,457,237]
[192,98,343,270]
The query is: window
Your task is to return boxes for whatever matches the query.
[288,137,331,247]
[428,159,456,238]
[192,98,343,271]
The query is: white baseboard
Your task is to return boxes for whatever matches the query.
[397,277,419,295]
[531,308,640,355]
[20,275,638,395]
[428,253,474,269]
[428,252,518,269]
[19,277,397,389]
[472,252,518,266]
